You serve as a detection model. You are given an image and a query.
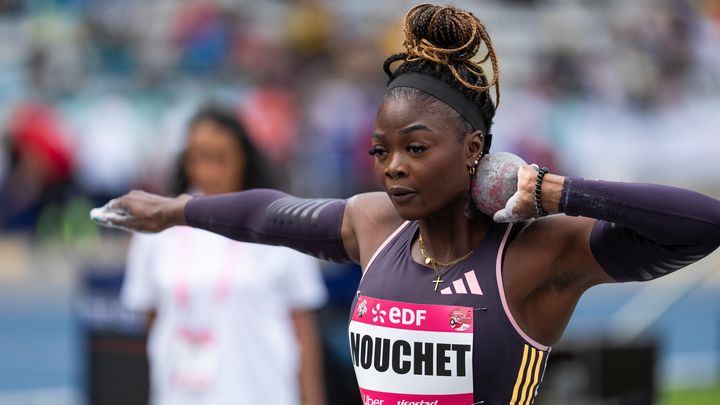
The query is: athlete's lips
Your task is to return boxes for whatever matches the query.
[387,186,417,203]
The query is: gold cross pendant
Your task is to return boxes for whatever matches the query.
[432,276,443,291]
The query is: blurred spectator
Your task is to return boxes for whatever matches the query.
[691,0,720,94]
[240,81,300,167]
[284,0,336,59]
[292,76,375,198]
[121,105,328,405]
[172,1,237,74]
[25,7,85,95]
[68,94,145,203]
[0,101,74,231]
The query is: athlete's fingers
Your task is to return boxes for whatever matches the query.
[91,191,189,233]
[493,166,527,223]
[90,206,156,233]
[89,207,112,226]
[493,193,523,223]
[492,208,510,223]
[107,198,121,210]
[90,194,143,230]
[90,206,129,227]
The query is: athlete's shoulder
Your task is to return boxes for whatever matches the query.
[346,192,405,267]
[347,192,402,228]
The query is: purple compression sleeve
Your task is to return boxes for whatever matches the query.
[184,189,352,263]
[559,177,720,282]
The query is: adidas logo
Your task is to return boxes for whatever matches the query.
[440,270,483,295]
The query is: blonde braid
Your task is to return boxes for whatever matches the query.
[400,4,500,108]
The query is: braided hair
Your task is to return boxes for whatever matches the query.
[382,4,499,144]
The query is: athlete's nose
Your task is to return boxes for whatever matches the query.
[385,153,407,180]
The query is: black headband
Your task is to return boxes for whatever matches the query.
[386,72,492,153]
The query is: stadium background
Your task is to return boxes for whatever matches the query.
[0,0,719,404]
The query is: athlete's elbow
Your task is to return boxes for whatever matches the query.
[698,202,720,251]
[701,225,720,255]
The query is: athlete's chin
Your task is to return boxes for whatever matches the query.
[392,203,427,221]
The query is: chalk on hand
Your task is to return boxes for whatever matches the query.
[89,203,131,231]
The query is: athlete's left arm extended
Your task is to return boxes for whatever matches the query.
[560,178,720,282]
[184,189,352,263]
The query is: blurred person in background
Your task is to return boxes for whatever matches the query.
[0,102,75,232]
[120,104,328,405]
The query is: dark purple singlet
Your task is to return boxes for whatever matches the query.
[349,221,549,405]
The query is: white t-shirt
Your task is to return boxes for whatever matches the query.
[121,226,327,405]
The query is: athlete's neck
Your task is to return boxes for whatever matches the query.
[415,202,493,266]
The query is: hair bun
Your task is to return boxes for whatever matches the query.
[389,3,500,107]
[403,4,482,63]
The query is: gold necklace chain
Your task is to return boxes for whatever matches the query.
[418,234,474,291]
[418,234,474,267]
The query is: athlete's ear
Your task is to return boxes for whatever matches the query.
[464,130,484,165]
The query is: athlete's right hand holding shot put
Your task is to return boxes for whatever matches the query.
[91,4,720,404]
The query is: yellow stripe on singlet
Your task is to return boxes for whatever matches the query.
[524,350,546,405]
[509,345,529,404]
[517,347,537,405]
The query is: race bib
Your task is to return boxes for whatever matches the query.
[349,296,474,405]
[169,328,219,391]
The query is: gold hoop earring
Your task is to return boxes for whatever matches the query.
[469,155,481,176]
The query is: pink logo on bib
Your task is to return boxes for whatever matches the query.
[358,300,368,318]
[371,303,386,323]
[362,393,384,404]
[448,308,472,332]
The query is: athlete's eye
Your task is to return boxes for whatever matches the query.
[407,144,427,155]
[368,146,388,159]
